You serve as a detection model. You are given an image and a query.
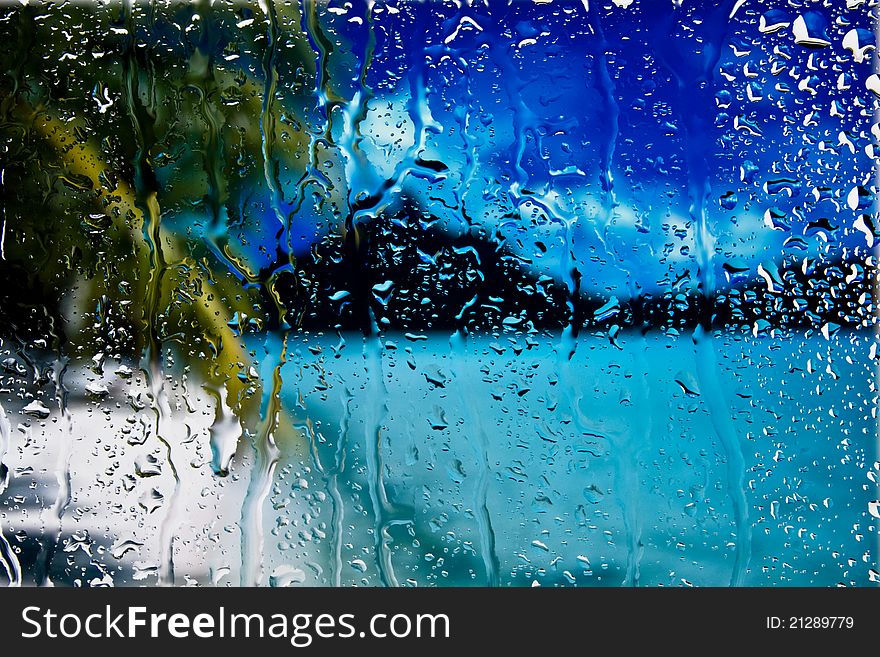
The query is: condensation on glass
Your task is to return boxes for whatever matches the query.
[0,0,876,587]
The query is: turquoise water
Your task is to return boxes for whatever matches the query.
[242,329,877,587]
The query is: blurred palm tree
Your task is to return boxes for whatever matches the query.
[0,0,343,585]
